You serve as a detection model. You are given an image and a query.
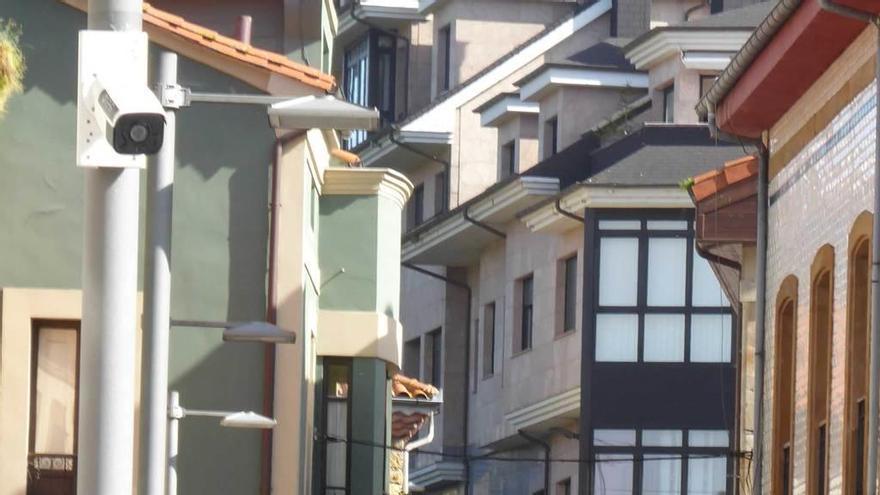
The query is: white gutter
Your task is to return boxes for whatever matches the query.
[403,412,435,493]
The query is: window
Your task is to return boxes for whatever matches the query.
[662,84,675,123]
[844,213,872,495]
[593,428,729,494]
[403,338,421,379]
[342,31,397,148]
[561,255,578,334]
[309,175,319,232]
[434,171,447,216]
[482,303,496,379]
[593,216,732,363]
[501,140,517,178]
[321,359,351,494]
[407,184,424,230]
[437,24,451,92]
[543,117,558,158]
[427,328,442,387]
[808,246,834,495]
[28,321,79,494]
[772,276,798,495]
[556,478,571,495]
[517,275,535,352]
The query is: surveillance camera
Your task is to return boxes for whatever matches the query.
[86,77,166,155]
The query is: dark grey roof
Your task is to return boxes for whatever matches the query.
[524,124,745,188]
[676,1,775,29]
[565,40,638,72]
[584,125,747,186]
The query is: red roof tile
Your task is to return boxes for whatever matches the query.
[691,155,758,202]
[391,374,439,442]
[392,374,439,400]
[60,0,336,92]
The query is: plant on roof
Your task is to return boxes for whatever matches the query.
[0,19,25,114]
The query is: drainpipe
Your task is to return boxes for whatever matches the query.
[262,130,307,495]
[404,412,435,493]
[518,430,551,495]
[401,262,472,495]
[708,109,767,494]
[555,198,585,223]
[815,5,880,495]
[389,131,451,213]
[463,206,506,239]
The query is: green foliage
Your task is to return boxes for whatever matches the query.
[679,177,695,191]
[0,19,25,113]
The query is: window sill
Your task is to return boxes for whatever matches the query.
[554,329,578,341]
[511,348,532,359]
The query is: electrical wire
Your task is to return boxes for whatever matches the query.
[317,435,750,465]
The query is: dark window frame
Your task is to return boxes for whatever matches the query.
[518,274,535,352]
[562,254,578,334]
[483,302,496,379]
[591,211,733,366]
[428,328,442,388]
[317,357,354,495]
[501,140,517,179]
[434,170,448,216]
[342,30,397,149]
[544,117,558,158]
[438,24,452,92]
[662,84,675,123]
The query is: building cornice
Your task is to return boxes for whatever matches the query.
[409,461,466,487]
[478,94,540,127]
[522,185,693,233]
[504,387,581,432]
[625,30,752,70]
[518,66,648,102]
[322,167,414,209]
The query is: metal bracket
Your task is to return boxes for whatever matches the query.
[155,83,190,109]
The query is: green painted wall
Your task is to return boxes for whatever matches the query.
[318,194,380,312]
[0,2,273,493]
[350,358,390,495]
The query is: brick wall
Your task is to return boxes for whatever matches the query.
[762,80,876,494]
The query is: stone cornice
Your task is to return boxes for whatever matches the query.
[322,167,414,209]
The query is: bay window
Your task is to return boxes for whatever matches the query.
[343,30,397,149]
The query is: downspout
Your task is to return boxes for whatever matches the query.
[815,4,880,495]
[390,131,451,213]
[463,206,506,239]
[350,0,411,119]
[262,130,308,495]
[401,262,472,495]
[708,109,767,494]
[404,412,435,493]
[555,198,585,223]
[518,430,551,495]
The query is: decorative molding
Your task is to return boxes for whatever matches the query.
[522,186,692,232]
[322,167,414,209]
[337,1,426,38]
[625,30,752,70]
[504,387,581,431]
[680,51,735,71]
[519,67,648,102]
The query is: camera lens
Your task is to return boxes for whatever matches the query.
[129,123,149,143]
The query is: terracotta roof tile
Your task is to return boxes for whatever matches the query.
[691,155,758,202]
[392,374,439,399]
[391,411,430,441]
[60,0,336,92]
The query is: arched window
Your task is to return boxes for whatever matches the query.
[844,212,872,495]
[772,276,798,495]
[808,245,834,495]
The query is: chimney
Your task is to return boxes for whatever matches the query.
[235,15,253,45]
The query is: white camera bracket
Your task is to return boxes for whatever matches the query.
[76,30,151,169]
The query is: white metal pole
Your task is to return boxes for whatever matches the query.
[77,2,142,495]
[167,391,181,495]
[140,51,177,495]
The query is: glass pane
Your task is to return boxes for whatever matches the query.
[689,430,730,448]
[594,454,633,494]
[643,455,682,495]
[599,220,641,231]
[687,457,727,494]
[326,363,351,398]
[646,220,688,230]
[647,238,687,306]
[325,399,348,489]
[593,429,637,447]
[642,430,683,447]
[599,238,639,306]
[693,250,730,307]
[596,314,638,362]
[690,314,732,363]
[33,327,78,454]
[644,314,685,362]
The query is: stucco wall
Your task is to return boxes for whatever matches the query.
[0,1,271,493]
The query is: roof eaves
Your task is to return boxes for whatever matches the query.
[696,0,802,118]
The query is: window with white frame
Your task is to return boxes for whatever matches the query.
[593,428,730,494]
[593,215,731,364]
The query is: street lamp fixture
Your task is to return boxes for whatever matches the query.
[170,319,296,344]
[268,95,380,131]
